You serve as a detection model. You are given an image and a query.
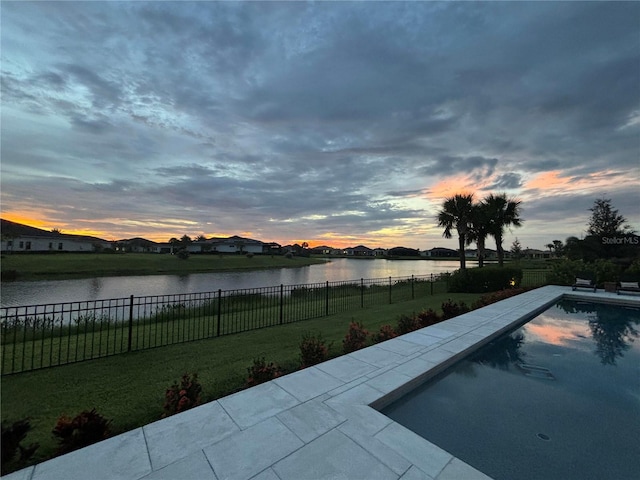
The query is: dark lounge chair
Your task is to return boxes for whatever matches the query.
[572,276,596,292]
[616,280,640,295]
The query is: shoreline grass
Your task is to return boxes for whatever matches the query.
[1,291,482,472]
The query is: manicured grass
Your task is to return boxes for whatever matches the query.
[0,253,327,281]
[1,292,482,471]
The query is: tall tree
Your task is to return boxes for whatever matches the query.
[468,202,492,267]
[484,193,523,267]
[437,193,474,270]
[510,238,523,261]
[587,198,633,236]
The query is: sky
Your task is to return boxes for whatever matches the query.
[1,1,639,250]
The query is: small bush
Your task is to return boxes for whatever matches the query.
[342,321,370,353]
[373,324,398,343]
[448,267,523,293]
[1,418,39,475]
[246,357,282,387]
[416,308,441,328]
[162,372,203,418]
[176,249,190,260]
[395,314,422,335]
[546,259,589,286]
[299,332,330,368]
[246,252,254,258]
[471,288,527,309]
[52,409,112,455]
[441,299,471,320]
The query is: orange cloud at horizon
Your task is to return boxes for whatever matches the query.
[523,169,635,196]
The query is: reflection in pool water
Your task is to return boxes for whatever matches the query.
[382,300,640,480]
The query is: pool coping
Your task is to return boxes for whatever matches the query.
[5,286,640,480]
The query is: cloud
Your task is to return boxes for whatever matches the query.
[1,1,638,248]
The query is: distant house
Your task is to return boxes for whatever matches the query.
[310,245,333,255]
[373,248,387,257]
[421,247,458,258]
[345,245,374,256]
[523,248,551,259]
[116,237,160,253]
[388,246,420,257]
[1,219,111,253]
[199,235,265,254]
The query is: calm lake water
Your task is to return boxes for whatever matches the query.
[0,258,469,307]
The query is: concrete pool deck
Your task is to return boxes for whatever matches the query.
[5,286,640,480]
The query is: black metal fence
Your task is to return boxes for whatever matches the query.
[1,274,449,375]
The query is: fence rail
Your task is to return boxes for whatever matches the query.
[1,274,450,375]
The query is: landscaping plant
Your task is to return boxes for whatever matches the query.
[342,321,370,353]
[372,324,397,343]
[299,332,330,368]
[416,308,441,328]
[441,299,471,320]
[1,418,39,475]
[395,314,422,335]
[162,372,203,418]
[52,409,111,455]
[246,357,282,387]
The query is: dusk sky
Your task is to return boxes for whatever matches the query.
[1,1,639,250]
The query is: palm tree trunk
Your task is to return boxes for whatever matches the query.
[496,233,504,267]
[458,235,466,270]
[478,237,485,268]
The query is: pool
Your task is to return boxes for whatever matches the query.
[382,299,640,480]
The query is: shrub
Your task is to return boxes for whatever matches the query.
[546,259,589,286]
[448,267,523,293]
[246,252,254,258]
[162,372,203,418]
[299,332,330,368]
[1,418,39,475]
[373,324,398,343]
[416,308,441,328]
[246,357,282,387]
[591,259,621,285]
[546,258,622,287]
[441,299,471,320]
[52,409,112,455]
[395,314,421,335]
[471,288,527,309]
[342,321,370,353]
[176,249,189,260]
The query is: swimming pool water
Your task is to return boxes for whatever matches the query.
[382,299,640,480]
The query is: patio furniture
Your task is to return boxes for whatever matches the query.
[572,276,596,292]
[616,280,640,295]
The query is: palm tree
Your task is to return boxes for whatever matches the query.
[468,202,492,268]
[437,193,474,270]
[483,193,523,267]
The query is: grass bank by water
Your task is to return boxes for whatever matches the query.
[1,292,482,472]
[0,253,327,281]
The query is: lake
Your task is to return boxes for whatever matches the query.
[0,258,470,307]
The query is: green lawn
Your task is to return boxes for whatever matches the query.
[0,253,327,281]
[1,291,482,472]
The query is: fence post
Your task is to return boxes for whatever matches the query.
[411,275,415,300]
[430,274,434,295]
[216,289,222,337]
[360,278,364,308]
[279,284,284,325]
[389,277,392,304]
[325,281,329,316]
[127,295,134,352]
